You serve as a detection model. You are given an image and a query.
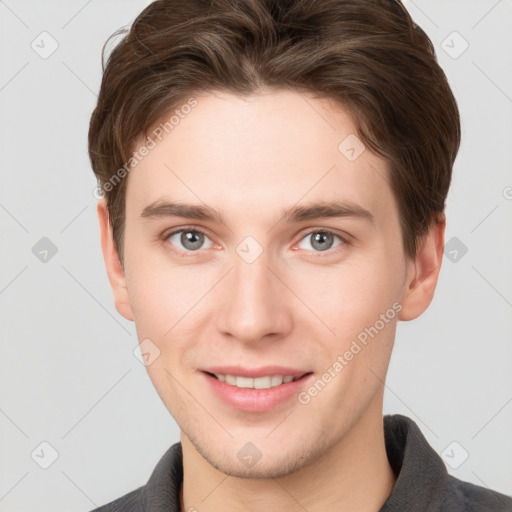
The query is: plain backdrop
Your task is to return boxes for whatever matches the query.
[0,0,511,510]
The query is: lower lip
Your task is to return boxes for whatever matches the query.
[201,371,314,413]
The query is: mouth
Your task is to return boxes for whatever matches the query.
[204,371,312,390]
[201,369,314,412]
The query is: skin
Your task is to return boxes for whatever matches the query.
[98,89,445,512]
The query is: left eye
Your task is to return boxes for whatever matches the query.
[297,230,344,252]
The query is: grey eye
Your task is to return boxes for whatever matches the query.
[298,231,343,252]
[168,230,212,251]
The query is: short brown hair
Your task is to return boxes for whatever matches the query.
[88,0,460,263]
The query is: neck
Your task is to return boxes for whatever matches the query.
[180,394,395,512]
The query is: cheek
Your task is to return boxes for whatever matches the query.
[124,254,217,375]
[290,253,403,336]
[123,235,205,331]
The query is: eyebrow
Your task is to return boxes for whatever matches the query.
[140,199,375,225]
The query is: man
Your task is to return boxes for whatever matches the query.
[88,0,512,510]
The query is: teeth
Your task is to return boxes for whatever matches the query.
[213,374,300,389]
[225,375,237,385]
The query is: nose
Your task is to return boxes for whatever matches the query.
[216,250,293,344]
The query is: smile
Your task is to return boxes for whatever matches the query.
[200,366,314,412]
[209,373,303,389]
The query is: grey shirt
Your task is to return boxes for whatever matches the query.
[91,414,512,511]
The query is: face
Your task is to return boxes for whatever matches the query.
[99,89,442,478]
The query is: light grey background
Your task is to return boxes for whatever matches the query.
[0,0,511,510]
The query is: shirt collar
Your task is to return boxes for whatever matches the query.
[379,414,450,511]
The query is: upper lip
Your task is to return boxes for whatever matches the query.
[201,366,311,378]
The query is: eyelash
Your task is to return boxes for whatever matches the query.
[162,226,349,259]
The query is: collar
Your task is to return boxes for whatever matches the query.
[379,414,450,510]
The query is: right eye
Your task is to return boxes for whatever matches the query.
[165,228,216,254]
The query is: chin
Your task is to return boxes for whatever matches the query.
[188,428,326,480]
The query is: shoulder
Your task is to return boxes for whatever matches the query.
[441,475,512,512]
[381,414,512,512]
[87,441,183,511]
[87,486,144,512]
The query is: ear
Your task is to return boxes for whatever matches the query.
[97,200,134,322]
[398,215,445,321]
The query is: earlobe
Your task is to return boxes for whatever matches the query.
[97,200,135,322]
[398,217,446,321]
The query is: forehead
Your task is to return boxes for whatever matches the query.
[125,90,396,227]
